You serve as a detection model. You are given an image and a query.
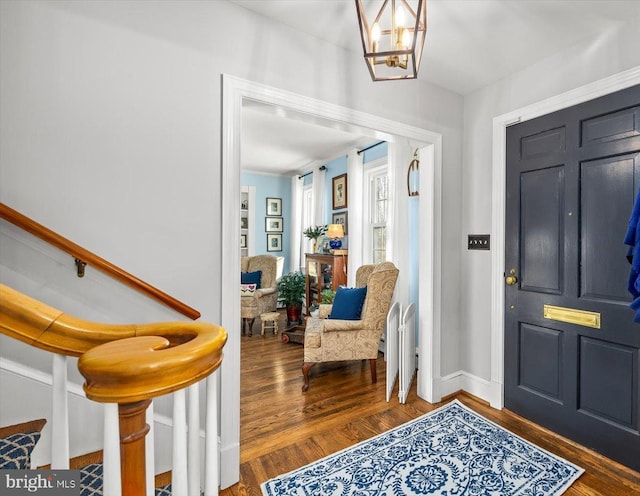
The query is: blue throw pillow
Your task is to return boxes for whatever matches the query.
[329,286,367,320]
[241,270,262,289]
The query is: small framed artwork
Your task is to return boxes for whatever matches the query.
[267,233,282,252]
[265,217,283,232]
[241,217,248,229]
[315,235,328,253]
[266,197,282,216]
[332,211,348,235]
[332,173,348,210]
[240,234,247,248]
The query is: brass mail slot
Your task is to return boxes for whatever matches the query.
[543,304,601,329]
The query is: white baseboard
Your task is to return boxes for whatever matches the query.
[438,370,503,409]
[219,442,240,489]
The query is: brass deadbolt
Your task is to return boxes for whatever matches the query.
[505,268,518,286]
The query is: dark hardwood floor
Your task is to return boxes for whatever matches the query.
[221,315,640,495]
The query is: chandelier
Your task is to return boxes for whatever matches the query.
[355,0,427,81]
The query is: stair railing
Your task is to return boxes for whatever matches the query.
[0,202,200,320]
[0,284,227,496]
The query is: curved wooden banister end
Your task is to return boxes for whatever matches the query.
[78,322,227,403]
[0,284,138,356]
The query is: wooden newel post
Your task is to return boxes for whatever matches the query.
[119,399,151,496]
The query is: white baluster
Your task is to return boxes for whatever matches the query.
[188,384,200,496]
[172,389,188,496]
[146,402,155,496]
[51,354,69,469]
[204,373,219,496]
[103,403,122,496]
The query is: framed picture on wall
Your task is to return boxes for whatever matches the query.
[267,233,282,252]
[332,173,348,210]
[240,234,247,248]
[266,197,282,216]
[265,217,283,232]
[332,211,348,235]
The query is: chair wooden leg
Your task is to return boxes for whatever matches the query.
[369,359,377,384]
[302,362,315,392]
[247,318,255,337]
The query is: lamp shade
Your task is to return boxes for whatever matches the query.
[327,224,344,239]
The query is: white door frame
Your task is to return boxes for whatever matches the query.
[220,74,443,487]
[490,66,640,409]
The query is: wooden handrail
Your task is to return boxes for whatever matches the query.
[0,202,200,320]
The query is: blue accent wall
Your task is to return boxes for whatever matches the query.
[362,142,388,163]
[241,172,291,268]
[322,142,388,224]
[323,155,348,225]
[408,195,420,345]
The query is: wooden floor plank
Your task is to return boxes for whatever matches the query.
[222,317,640,495]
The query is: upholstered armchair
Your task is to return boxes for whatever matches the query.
[302,262,399,391]
[241,255,283,336]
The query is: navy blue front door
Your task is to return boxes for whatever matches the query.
[505,84,640,471]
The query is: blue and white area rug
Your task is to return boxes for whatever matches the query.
[261,400,584,495]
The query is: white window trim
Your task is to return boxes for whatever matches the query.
[363,157,388,264]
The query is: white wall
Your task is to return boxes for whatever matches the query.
[461,17,640,380]
[0,0,464,479]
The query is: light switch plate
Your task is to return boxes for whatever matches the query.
[468,234,490,250]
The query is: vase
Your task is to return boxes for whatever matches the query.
[312,240,317,253]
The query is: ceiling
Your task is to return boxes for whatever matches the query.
[234,0,640,175]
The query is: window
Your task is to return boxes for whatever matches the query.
[366,162,389,263]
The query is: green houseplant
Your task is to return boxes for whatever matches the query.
[277,271,306,325]
[320,289,336,304]
[303,224,327,252]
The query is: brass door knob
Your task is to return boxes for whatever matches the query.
[505,269,518,286]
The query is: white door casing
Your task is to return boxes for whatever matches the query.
[220,74,443,487]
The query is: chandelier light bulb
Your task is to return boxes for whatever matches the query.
[372,22,381,41]
[402,27,411,48]
[396,6,406,28]
[371,22,381,52]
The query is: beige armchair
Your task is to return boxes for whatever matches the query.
[302,262,399,391]
[241,255,283,336]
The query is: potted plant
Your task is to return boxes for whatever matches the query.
[277,271,306,325]
[303,224,327,252]
[320,289,335,304]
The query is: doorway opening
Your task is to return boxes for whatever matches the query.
[220,74,443,487]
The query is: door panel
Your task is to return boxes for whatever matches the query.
[505,84,640,471]
[579,337,637,429]
[518,323,563,402]
[520,166,565,294]
[581,154,640,302]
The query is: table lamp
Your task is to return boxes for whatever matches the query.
[327,223,344,250]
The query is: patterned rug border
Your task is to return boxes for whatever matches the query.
[261,399,585,495]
